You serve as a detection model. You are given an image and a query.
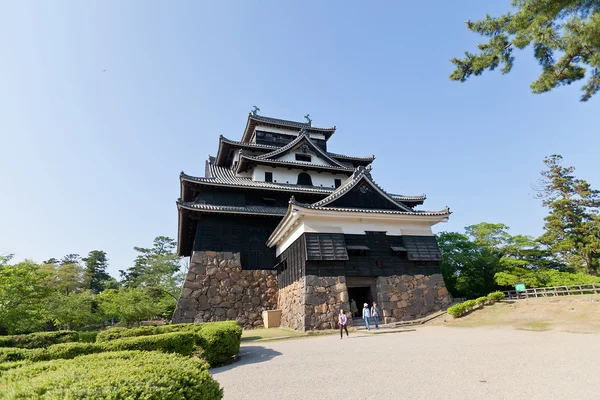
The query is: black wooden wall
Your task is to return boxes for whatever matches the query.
[193,214,280,270]
[194,187,326,208]
[276,234,306,289]
[276,232,442,283]
[254,130,327,152]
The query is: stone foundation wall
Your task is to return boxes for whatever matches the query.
[277,278,305,331]
[172,251,278,329]
[304,275,348,330]
[376,273,450,323]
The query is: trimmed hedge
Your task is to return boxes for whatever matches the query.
[96,321,242,366]
[96,324,203,343]
[102,332,196,357]
[447,291,506,318]
[0,332,197,363]
[78,331,99,343]
[195,322,242,366]
[0,331,79,349]
[0,351,223,399]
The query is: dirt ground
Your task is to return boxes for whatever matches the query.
[213,296,600,400]
[430,295,600,333]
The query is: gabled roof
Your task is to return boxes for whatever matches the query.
[236,153,354,174]
[310,166,414,212]
[267,198,451,247]
[255,131,347,168]
[242,113,336,142]
[215,135,374,168]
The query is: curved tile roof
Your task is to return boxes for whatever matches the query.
[181,166,426,203]
[177,200,286,216]
[236,153,354,173]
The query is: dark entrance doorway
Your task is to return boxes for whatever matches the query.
[347,286,373,318]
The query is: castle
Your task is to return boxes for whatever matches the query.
[172,111,451,330]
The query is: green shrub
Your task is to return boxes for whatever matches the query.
[102,332,196,357]
[475,296,488,306]
[447,303,465,318]
[0,351,223,399]
[487,291,505,301]
[0,331,79,349]
[463,299,477,309]
[78,331,99,343]
[195,321,242,366]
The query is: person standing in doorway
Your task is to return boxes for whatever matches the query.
[362,303,371,331]
[350,299,358,318]
[339,309,349,339]
[370,301,381,329]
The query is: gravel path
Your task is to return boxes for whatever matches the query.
[212,326,599,400]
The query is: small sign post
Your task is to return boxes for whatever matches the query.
[515,283,526,298]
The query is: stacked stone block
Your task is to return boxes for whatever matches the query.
[375,273,450,323]
[172,251,277,329]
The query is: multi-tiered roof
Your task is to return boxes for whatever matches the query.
[177,111,446,257]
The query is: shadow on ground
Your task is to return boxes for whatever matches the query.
[212,346,282,373]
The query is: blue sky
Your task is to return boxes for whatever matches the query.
[1,1,598,278]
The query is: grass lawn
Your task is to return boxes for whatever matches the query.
[241,327,307,342]
[431,294,600,333]
[241,327,353,342]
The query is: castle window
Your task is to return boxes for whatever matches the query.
[265,172,273,182]
[295,154,311,162]
[334,178,342,188]
[297,172,313,186]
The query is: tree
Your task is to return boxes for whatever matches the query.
[97,288,156,326]
[48,290,98,330]
[535,155,600,274]
[450,1,600,101]
[437,230,504,299]
[0,261,52,333]
[61,254,81,266]
[0,253,13,267]
[119,236,183,318]
[82,250,112,294]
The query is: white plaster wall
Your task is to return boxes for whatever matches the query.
[275,215,436,254]
[303,216,435,236]
[277,152,331,166]
[276,221,306,257]
[251,166,350,188]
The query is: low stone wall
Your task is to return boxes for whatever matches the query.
[172,251,278,329]
[376,273,450,323]
[304,275,348,330]
[277,278,305,331]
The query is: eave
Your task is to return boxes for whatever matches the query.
[241,114,336,143]
[236,154,354,174]
[267,200,451,248]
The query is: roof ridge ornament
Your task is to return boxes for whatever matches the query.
[250,106,260,116]
[304,114,312,127]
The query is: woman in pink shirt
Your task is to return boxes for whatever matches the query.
[339,309,349,339]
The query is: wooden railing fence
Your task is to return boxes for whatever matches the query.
[503,283,600,299]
